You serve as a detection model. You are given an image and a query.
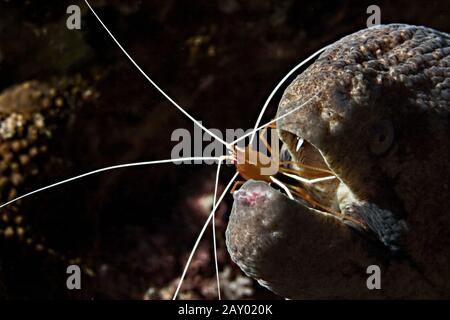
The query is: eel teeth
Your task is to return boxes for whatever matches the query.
[296,137,304,151]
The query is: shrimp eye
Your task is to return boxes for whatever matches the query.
[369,119,394,155]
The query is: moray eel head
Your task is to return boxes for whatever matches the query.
[226,24,450,299]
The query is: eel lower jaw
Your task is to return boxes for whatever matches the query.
[225,180,389,299]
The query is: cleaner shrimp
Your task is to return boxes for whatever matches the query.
[227,123,364,226]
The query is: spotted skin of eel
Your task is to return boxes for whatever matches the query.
[226,24,450,298]
[0,77,96,263]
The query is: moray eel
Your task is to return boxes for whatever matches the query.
[226,24,450,298]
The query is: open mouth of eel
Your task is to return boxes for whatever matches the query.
[232,129,369,232]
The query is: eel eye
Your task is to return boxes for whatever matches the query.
[369,119,394,155]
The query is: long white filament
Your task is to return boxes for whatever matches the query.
[0,157,222,210]
[172,171,238,300]
[270,176,294,200]
[280,172,336,184]
[231,92,320,146]
[84,0,230,148]
[247,45,329,145]
[212,158,223,300]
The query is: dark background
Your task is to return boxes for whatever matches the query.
[0,0,448,299]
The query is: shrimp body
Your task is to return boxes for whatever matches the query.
[229,126,337,213]
[231,145,277,183]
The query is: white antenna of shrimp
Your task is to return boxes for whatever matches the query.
[212,158,223,299]
[0,157,223,210]
[247,45,329,145]
[172,166,238,300]
[232,92,321,146]
[84,0,230,148]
